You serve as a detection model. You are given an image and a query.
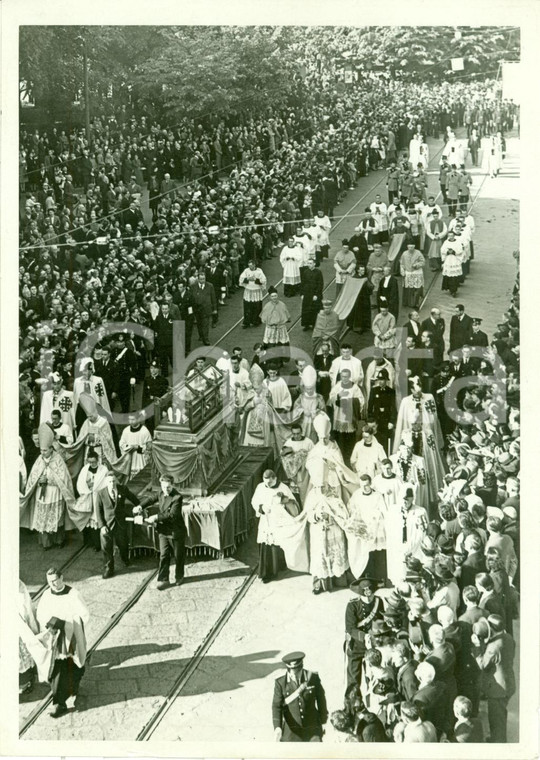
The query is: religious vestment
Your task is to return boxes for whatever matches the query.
[280,435,314,504]
[119,424,152,476]
[385,501,428,585]
[304,434,358,590]
[400,248,425,308]
[346,488,387,580]
[36,584,89,709]
[20,450,76,548]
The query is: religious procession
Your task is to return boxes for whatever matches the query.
[11,21,525,750]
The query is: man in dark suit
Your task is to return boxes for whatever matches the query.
[459,586,486,626]
[272,651,327,742]
[403,310,421,346]
[377,264,399,319]
[138,473,186,590]
[205,256,227,306]
[419,331,437,390]
[421,307,446,364]
[413,661,450,739]
[110,333,137,413]
[392,640,419,701]
[449,304,473,353]
[469,317,489,348]
[472,614,515,742]
[190,271,217,345]
[94,345,116,398]
[152,301,175,375]
[172,279,195,355]
[95,472,141,578]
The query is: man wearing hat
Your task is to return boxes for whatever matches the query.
[19,423,76,549]
[142,360,170,434]
[344,577,383,699]
[39,372,76,434]
[272,651,328,742]
[367,368,397,452]
[73,358,111,430]
[469,317,489,348]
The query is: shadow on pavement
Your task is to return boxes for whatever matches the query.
[75,646,282,711]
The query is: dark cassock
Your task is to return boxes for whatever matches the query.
[367,371,397,452]
[347,232,369,267]
[431,364,457,438]
[314,351,334,402]
[347,272,373,333]
[300,263,324,329]
[377,273,400,320]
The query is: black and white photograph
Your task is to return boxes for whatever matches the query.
[1,1,539,757]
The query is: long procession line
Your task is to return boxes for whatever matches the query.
[19,134,493,740]
[218,129,461,347]
[417,152,492,312]
[131,130,486,738]
[19,209,382,253]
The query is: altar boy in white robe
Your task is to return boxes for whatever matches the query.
[350,424,387,480]
[119,413,152,477]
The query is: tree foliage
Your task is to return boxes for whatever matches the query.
[19,25,520,124]
[335,26,520,81]
[20,26,299,123]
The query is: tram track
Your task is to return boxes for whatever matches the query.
[136,565,258,740]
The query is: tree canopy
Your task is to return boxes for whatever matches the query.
[19,25,520,124]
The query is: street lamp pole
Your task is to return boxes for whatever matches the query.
[81,35,91,146]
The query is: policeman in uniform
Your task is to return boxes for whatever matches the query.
[142,360,170,433]
[367,369,397,453]
[469,317,489,348]
[272,651,327,742]
[344,578,383,700]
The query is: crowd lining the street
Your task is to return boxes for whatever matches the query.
[18,43,520,741]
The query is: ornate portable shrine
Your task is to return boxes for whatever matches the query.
[151,363,238,495]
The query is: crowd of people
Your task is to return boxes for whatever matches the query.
[263,258,520,743]
[18,31,520,742]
